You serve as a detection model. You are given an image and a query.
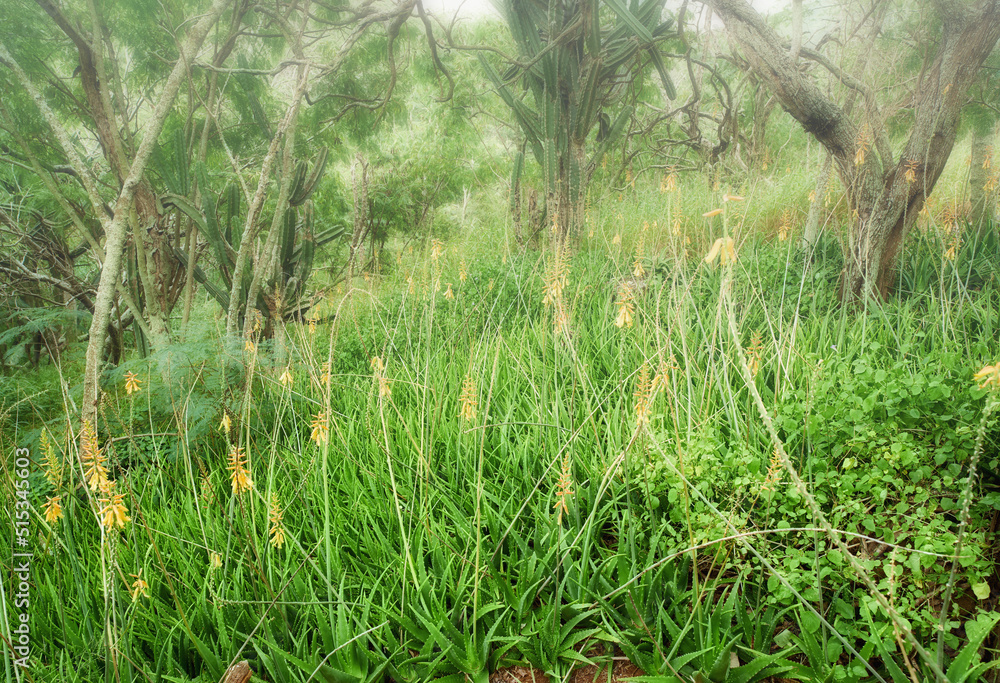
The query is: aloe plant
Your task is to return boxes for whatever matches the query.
[166,150,345,328]
[482,0,676,235]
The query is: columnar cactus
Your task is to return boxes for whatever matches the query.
[482,0,675,235]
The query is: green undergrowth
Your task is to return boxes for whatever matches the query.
[7,185,1000,683]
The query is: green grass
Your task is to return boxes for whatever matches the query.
[6,174,1000,683]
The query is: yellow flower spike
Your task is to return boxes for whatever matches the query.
[974,363,1000,389]
[41,431,61,488]
[721,238,737,264]
[124,371,141,395]
[227,446,253,497]
[130,570,149,602]
[268,494,286,549]
[310,412,329,445]
[98,490,130,530]
[705,237,737,265]
[553,304,571,337]
[459,260,468,283]
[611,233,621,245]
[633,260,646,278]
[634,363,652,430]
[542,247,569,307]
[459,374,478,421]
[209,551,222,570]
[615,303,633,329]
[43,495,63,524]
[614,284,635,329]
[722,194,744,203]
[704,238,722,264]
[702,208,724,218]
[444,283,455,300]
[245,339,255,354]
[371,356,391,399]
[220,413,232,436]
[80,421,110,494]
[279,367,293,387]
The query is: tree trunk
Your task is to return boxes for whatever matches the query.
[79,0,231,426]
[969,124,995,233]
[802,152,832,250]
[705,0,1000,300]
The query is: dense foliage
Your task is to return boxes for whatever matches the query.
[3,0,1000,682]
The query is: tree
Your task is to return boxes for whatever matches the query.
[704,0,1000,300]
[480,0,676,236]
[0,0,233,426]
[1,0,447,428]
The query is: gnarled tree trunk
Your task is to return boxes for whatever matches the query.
[705,0,1000,300]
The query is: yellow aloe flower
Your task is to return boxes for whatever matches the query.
[371,357,391,399]
[130,570,149,601]
[220,413,232,436]
[269,494,286,549]
[444,283,455,300]
[124,371,141,395]
[209,551,223,570]
[634,363,652,430]
[279,367,294,387]
[702,208,723,218]
[81,422,110,494]
[553,304,571,337]
[705,237,737,265]
[43,495,63,524]
[633,260,646,278]
[611,233,621,245]
[99,491,130,530]
[974,363,1000,389]
[459,374,478,421]
[310,412,329,445]
[228,446,253,497]
[614,285,635,329]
